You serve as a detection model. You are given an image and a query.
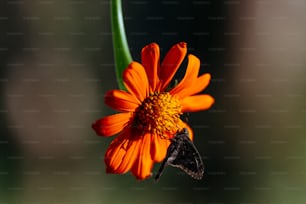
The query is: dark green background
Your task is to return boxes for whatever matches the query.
[1,0,306,203]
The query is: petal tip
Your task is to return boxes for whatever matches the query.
[209,96,215,106]
[204,95,215,109]
[148,42,159,48]
[142,42,159,53]
[106,167,114,174]
[135,172,152,180]
[203,73,212,83]
[92,120,102,136]
[178,41,187,48]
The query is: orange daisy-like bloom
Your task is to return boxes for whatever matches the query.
[92,42,214,180]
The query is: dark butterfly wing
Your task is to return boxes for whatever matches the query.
[167,131,204,179]
[154,128,204,182]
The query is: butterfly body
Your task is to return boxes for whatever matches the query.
[155,128,204,181]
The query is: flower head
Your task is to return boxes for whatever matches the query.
[92,42,214,180]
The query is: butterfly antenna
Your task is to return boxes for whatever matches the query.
[154,158,168,183]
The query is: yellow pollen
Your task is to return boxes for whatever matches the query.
[133,92,182,136]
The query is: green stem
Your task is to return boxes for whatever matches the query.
[111,0,133,90]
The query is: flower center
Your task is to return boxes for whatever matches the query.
[133,92,182,136]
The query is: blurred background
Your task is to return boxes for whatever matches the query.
[1,0,306,203]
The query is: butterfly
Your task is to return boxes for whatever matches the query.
[154,128,204,182]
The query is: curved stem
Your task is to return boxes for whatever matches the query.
[111,0,132,90]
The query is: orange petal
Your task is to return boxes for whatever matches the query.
[131,133,154,180]
[159,42,187,91]
[105,131,130,174]
[141,43,160,92]
[115,129,142,173]
[104,90,140,112]
[174,73,211,99]
[123,62,149,101]
[92,112,131,136]
[150,134,170,162]
[180,94,214,112]
[170,54,200,96]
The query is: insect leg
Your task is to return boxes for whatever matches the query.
[154,157,168,182]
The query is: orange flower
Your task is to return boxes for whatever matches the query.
[92,42,214,180]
